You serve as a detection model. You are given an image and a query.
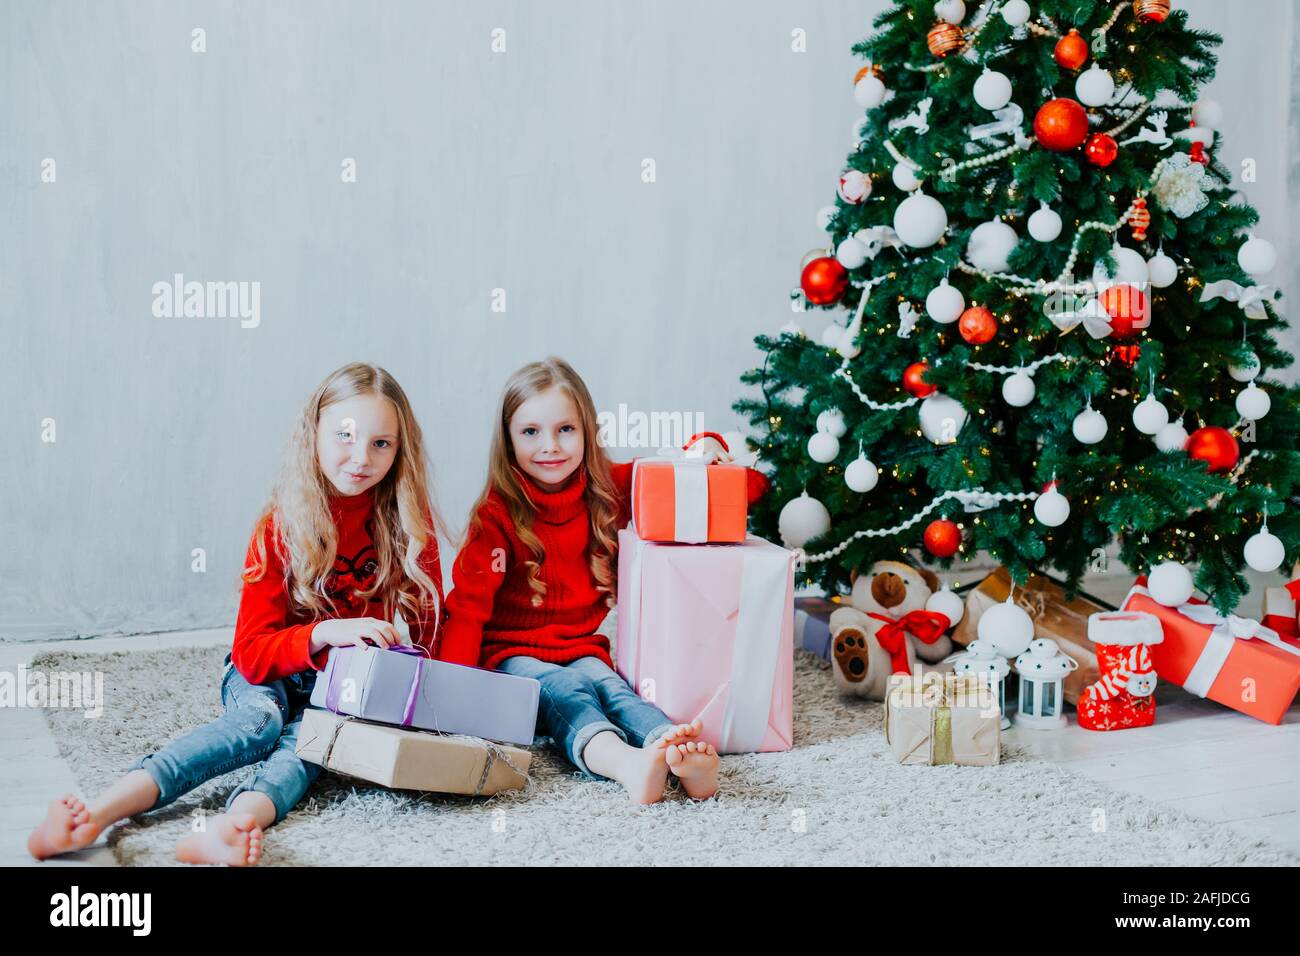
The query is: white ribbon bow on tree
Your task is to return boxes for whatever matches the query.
[1200,280,1279,320]
[1047,295,1114,339]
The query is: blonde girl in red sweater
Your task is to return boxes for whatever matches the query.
[29,363,444,865]
[440,356,766,803]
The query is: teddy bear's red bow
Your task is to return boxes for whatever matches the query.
[866,610,952,675]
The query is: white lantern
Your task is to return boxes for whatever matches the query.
[952,648,1012,729]
[1014,639,1078,729]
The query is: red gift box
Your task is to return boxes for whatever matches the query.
[630,457,748,543]
[1122,583,1300,725]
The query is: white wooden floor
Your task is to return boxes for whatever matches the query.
[3,619,1298,865]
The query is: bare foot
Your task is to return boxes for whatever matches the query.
[662,722,720,800]
[174,812,264,866]
[615,737,672,804]
[27,795,101,860]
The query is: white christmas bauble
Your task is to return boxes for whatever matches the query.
[838,169,872,205]
[1000,0,1031,26]
[1147,251,1178,288]
[779,320,805,337]
[1191,99,1224,130]
[1148,561,1194,607]
[820,323,844,348]
[1236,382,1271,420]
[1074,63,1115,107]
[977,599,1035,657]
[1244,528,1285,573]
[778,492,831,549]
[1154,419,1189,453]
[891,162,922,192]
[816,408,847,438]
[836,236,869,270]
[1072,407,1108,444]
[893,192,948,248]
[1033,487,1070,527]
[973,69,1012,111]
[1111,244,1149,285]
[845,455,879,493]
[934,0,966,23]
[1237,234,1277,276]
[1027,203,1062,243]
[919,393,968,444]
[966,219,1019,272]
[1132,395,1170,435]
[926,585,965,627]
[854,74,887,109]
[925,277,965,324]
[807,431,840,463]
[1002,372,1035,407]
[815,205,838,232]
[1228,352,1260,382]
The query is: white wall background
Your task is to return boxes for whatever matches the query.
[3,0,1294,641]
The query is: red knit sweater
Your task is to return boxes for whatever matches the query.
[437,460,768,671]
[232,488,444,685]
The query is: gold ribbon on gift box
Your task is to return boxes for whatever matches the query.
[885,673,1000,766]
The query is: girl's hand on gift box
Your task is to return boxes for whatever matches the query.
[310,617,410,654]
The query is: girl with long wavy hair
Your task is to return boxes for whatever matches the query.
[29,362,444,865]
[439,356,767,803]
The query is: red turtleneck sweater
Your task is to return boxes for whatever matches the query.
[436,460,768,671]
[231,488,444,685]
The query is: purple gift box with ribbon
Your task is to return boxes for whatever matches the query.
[309,645,540,746]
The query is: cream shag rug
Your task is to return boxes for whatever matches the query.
[35,639,1297,867]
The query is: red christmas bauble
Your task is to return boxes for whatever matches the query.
[903,361,937,398]
[923,519,962,558]
[1085,133,1118,167]
[1034,98,1089,151]
[1185,426,1239,474]
[927,21,965,58]
[1110,343,1142,367]
[1128,197,1151,242]
[1099,284,1148,339]
[800,256,848,305]
[1054,29,1090,70]
[958,306,998,344]
[1134,0,1171,24]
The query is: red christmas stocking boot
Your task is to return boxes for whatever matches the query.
[1077,611,1164,732]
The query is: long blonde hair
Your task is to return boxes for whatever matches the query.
[468,356,622,608]
[244,363,444,630]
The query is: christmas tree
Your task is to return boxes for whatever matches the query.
[734,0,1299,612]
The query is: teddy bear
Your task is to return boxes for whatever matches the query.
[828,560,956,700]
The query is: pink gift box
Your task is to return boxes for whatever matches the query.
[615,528,794,754]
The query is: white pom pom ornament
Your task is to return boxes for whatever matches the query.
[836,236,869,270]
[1154,419,1189,453]
[891,162,921,192]
[1034,484,1070,527]
[854,74,887,109]
[1147,249,1178,288]
[1000,0,1030,26]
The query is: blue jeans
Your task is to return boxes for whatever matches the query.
[496,655,675,779]
[129,655,321,825]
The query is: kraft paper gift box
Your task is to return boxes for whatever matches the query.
[884,673,1000,766]
[953,566,1106,705]
[309,645,540,746]
[296,708,530,796]
[794,595,841,661]
[1122,583,1300,725]
[615,527,795,753]
[630,456,749,543]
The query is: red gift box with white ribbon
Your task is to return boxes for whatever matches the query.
[1121,582,1300,725]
